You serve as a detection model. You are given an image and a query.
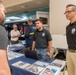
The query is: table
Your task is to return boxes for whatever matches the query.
[8,43,25,52]
[8,52,66,75]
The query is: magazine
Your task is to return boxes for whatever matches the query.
[8,52,24,60]
[8,56,16,60]
[40,65,60,75]
[50,59,66,69]
[12,61,31,69]
[20,63,31,69]
[33,61,49,68]
[26,65,44,74]
[50,63,62,68]
[8,52,16,60]
[14,52,24,58]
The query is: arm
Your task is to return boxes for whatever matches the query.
[53,48,58,58]
[46,30,52,56]
[46,41,52,56]
[0,50,11,75]
[11,30,21,38]
[48,40,52,52]
[11,35,19,38]
[32,41,35,51]
[25,27,30,38]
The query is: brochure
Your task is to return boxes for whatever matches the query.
[20,63,31,69]
[26,65,44,74]
[8,52,16,60]
[8,52,24,60]
[33,61,49,68]
[14,52,24,58]
[50,59,66,69]
[40,65,60,75]
[12,61,31,69]
[8,56,16,60]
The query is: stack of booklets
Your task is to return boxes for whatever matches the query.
[12,61,31,69]
[8,51,24,60]
[40,59,66,75]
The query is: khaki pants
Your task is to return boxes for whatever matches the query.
[66,50,76,75]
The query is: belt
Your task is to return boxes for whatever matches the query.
[69,49,76,52]
[36,48,47,50]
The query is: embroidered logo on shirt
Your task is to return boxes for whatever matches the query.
[42,33,45,37]
[71,28,76,34]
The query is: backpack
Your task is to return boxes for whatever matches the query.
[55,48,66,60]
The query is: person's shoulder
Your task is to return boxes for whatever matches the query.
[43,28,49,33]
[0,26,6,32]
[34,29,38,33]
[66,24,70,29]
[0,25,3,28]
[16,30,20,33]
[29,24,34,27]
[27,26,30,29]
[17,30,20,31]
[0,25,5,29]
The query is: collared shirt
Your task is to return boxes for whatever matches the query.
[33,28,52,48]
[10,30,20,41]
[66,21,76,50]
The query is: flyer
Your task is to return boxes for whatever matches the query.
[26,65,44,74]
[40,65,60,75]
[33,61,49,68]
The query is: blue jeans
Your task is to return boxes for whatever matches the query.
[35,48,49,59]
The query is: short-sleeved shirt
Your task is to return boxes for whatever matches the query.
[33,28,52,48]
[10,30,20,41]
[66,21,76,50]
[0,25,8,50]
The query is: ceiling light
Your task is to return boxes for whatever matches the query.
[22,16,28,20]
[7,16,21,20]
[5,19,10,22]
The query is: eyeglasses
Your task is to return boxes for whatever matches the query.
[64,10,75,14]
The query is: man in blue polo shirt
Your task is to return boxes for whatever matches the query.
[25,19,36,49]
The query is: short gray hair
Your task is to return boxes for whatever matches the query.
[66,4,76,10]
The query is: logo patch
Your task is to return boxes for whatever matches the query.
[71,28,76,34]
[42,33,45,37]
